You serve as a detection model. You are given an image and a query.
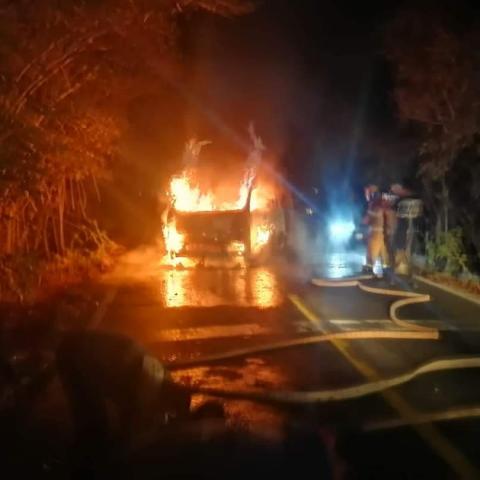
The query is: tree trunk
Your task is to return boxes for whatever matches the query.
[92,174,101,202]
[6,219,12,254]
[51,212,60,254]
[78,180,88,220]
[58,180,65,253]
[35,210,47,250]
[69,177,75,211]
[44,216,51,257]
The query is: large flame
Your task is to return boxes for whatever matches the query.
[162,163,277,263]
[162,132,281,260]
[169,169,255,212]
[168,167,275,213]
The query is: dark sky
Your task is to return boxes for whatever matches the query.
[132,0,479,199]
[178,0,410,192]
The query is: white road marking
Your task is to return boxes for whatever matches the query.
[156,323,273,342]
[330,319,440,325]
[329,318,455,330]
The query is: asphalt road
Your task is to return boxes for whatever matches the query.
[83,246,480,479]
[8,246,480,478]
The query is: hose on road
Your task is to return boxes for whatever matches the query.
[168,329,437,370]
[187,355,480,404]
[165,275,462,407]
[169,275,438,370]
[365,404,480,431]
[311,275,436,334]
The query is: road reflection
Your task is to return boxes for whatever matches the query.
[164,270,189,307]
[161,267,282,308]
[174,356,289,434]
[314,249,366,279]
[249,268,280,308]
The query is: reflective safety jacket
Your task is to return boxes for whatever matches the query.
[365,199,384,234]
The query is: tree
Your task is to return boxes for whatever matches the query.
[385,9,480,235]
[0,0,253,259]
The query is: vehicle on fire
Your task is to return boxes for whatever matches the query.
[164,184,289,264]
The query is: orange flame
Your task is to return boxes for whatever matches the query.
[168,168,275,213]
[162,166,277,262]
[170,170,252,212]
[163,220,184,256]
[251,224,272,254]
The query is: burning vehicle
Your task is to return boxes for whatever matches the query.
[161,135,290,265]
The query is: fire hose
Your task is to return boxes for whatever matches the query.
[311,275,436,333]
[187,356,480,404]
[365,404,480,432]
[162,276,480,408]
[168,329,436,371]
[169,275,438,373]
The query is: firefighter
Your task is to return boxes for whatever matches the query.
[56,331,191,475]
[362,185,389,274]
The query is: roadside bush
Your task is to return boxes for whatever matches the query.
[0,222,120,303]
[426,227,470,275]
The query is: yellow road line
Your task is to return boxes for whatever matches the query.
[288,294,479,479]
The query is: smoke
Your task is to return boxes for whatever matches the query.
[180,5,310,159]
[284,212,309,265]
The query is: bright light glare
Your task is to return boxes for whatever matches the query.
[329,221,355,240]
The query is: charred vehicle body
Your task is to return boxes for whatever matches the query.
[163,184,289,264]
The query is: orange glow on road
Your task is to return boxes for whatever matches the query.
[158,267,282,308]
[250,268,280,308]
[164,270,188,307]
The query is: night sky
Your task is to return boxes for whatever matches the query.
[176,0,480,197]
[178,1,406,197]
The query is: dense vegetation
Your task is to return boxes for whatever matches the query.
[386,7,480,274]
[0,0,252,299]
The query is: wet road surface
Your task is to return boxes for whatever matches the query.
[78,248,480,477]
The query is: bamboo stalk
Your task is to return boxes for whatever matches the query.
[92,174,101,202]
[44,216,50,257]
[59,178,65,252]
[51,210,60,254]
[70,177,75,211]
